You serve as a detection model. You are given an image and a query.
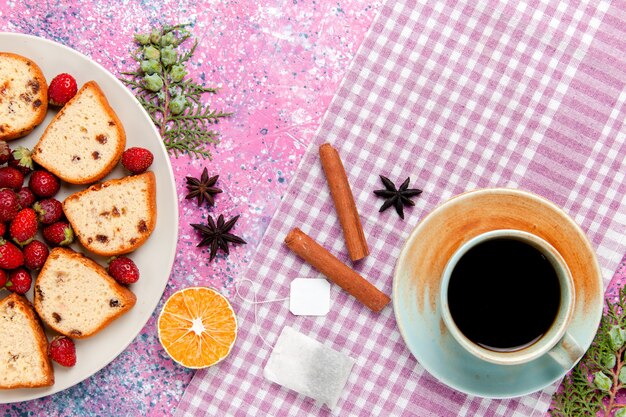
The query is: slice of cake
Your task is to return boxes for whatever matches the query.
[34,248,137,338]
[0,52,48,141]
[31,80,125,184]
[63,171,156,256]
[0,293,54,389]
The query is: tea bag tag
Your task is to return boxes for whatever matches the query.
[289,278,331,316]
[264,326,355,410]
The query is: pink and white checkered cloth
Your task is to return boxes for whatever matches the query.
[176,0,626,415]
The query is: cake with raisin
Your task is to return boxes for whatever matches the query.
[0,293,54,389]
[62,171,156,256]
[33,248,136,339]
[31,81,125,184]
[0,52,48,141]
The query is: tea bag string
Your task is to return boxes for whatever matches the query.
[235,278,289,350]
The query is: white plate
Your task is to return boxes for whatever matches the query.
[0,32,178,403]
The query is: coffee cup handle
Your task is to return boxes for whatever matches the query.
[547,332,584,369]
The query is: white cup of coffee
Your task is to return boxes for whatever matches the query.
[440,229,583,367]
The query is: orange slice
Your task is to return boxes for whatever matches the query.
[157,287,237,369]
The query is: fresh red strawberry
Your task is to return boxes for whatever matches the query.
[108,256,140,284]
[23,240,49,270]
[6,267,31,294]
[0,239,23,269]
[8,147,34,175]
[0,141,11,165]
[0,269,7,288]
[33,198,63,224]
[16,187,36,209]
[121,147,153,174]
[43,221,74,246]
[48,73,78,107]
[0,167,24,190]
[0,222,6,237]
[0,189,21,222]
[29,170,60,198]
[48,335,76,367]
[9,208,38,246]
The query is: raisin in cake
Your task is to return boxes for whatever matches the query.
[34,248,137,338]
[0,52,48,141]
[63,171,156,256]
[0,293,54,389]
[31,81,125,184]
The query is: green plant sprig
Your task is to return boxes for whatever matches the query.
[120,24,231,159]
[550,285,626,417]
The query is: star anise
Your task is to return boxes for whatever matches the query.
[191,214,247,261]
[185,167,222,207]
[373,175,422,219]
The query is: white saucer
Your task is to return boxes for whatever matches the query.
[393,188,603,398]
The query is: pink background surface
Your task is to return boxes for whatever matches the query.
[1,1,625,416]
[0,1,380,415]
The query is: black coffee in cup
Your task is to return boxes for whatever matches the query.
[447,237,561,351]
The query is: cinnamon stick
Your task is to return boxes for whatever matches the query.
[284,228,390,312]
[319,143,369,261]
